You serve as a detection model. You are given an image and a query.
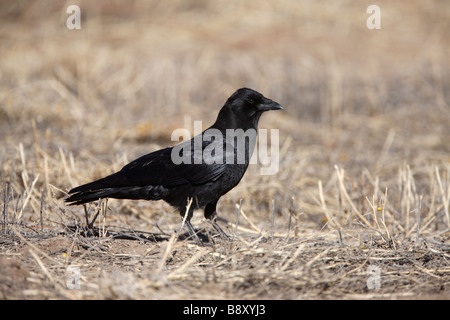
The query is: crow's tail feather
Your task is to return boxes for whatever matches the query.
[65,188,121,206]
[65,184,167,206]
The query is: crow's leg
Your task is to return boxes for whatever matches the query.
[177,200,203,243]
[185,220,202,244]
[205,201,230,239]
[179,204,203,244]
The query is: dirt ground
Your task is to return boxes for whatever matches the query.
[1,1,450,300]
[1,226,449,299]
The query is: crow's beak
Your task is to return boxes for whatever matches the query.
[257,100,283,112]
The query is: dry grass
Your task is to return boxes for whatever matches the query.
[1,0,450,299]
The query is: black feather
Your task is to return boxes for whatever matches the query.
[65,88,283,238]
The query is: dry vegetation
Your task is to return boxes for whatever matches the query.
[1,0,450,299]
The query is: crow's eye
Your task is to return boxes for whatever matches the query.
[247,98,254,104]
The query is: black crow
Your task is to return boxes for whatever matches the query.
[65,88,283,241]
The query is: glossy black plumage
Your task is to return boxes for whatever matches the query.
[66,88,282,239]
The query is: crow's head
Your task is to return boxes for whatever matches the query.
[214,88,283,130]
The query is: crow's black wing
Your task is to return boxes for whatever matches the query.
[119,143,227,187]
[68,140,227,195]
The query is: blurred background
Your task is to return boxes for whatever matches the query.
[0,0,449,230]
